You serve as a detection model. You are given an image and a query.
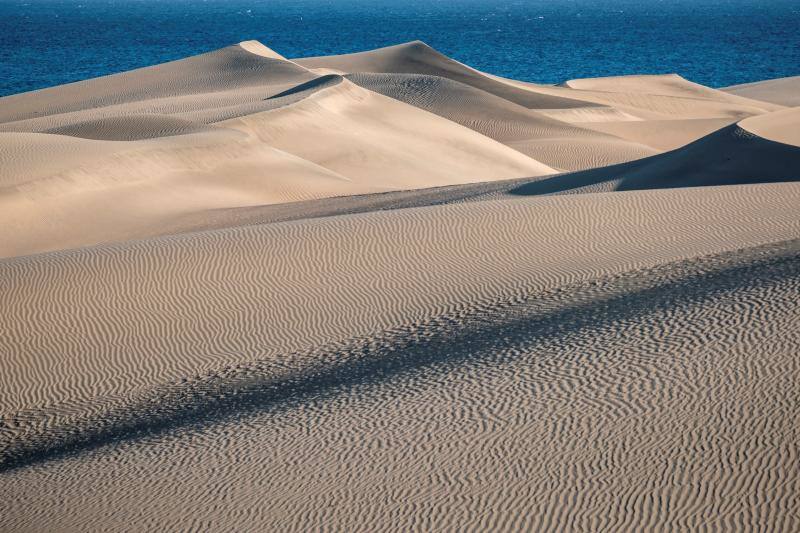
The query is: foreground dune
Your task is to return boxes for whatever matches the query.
[1,38,799,531]
[2,239,798,531]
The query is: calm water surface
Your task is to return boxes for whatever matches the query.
[0,0,798,96]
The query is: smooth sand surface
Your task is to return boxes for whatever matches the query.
[722,75,800,107]
[577,117,737,151]
[1,39,799,532]
[739,106,800,147]
[503,74,783,121]
[563,73,784,110]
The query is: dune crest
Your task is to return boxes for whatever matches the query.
[297,40,599,109]
[238,40,289,60]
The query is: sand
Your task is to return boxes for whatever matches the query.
[722,75,800,107]
[1,39,799,532]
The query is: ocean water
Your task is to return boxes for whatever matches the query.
[0,0,798,97]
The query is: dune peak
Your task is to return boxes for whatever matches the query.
[399,39,433,49]
[238,40,288,60]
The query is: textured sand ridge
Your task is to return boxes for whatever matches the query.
[2,241,799,531]
[1,38,799,532]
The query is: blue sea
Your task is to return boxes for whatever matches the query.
[0,0,798,97]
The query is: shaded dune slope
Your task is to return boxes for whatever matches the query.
[511,119,800,195]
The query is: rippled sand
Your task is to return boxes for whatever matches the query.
[1,40,799,532]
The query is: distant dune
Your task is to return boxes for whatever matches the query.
[722,75,800,107]
[1,40,799,532]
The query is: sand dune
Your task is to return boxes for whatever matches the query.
[481,69,782,155]
[2,187,800,529]
[0,128,371,257]
[739,106,800,147]
[0,48,556,257]
[511,113,800,195]
[564,73,783,110]
[0,42,315,125]
[1,182,798,436]
[296,41,598,110]
[1,37,800,532]
[218,78,553,187]
[0,43,318,134]
[2,39,792,259]
[348,72,656,170]
[501,74,781,121]
[722,75,800,107]
[578,117,736,151]
[2,240,798,531]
